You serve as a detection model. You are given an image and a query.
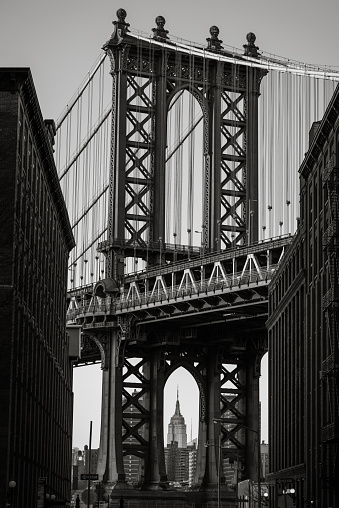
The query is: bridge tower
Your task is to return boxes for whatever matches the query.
[77,9,271,507]
[99,10,266,281]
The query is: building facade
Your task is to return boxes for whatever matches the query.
[0,69,75,507]
[188,439,198,487]
[267,86,339,507]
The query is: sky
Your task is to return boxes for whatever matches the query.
[2,0,339,449]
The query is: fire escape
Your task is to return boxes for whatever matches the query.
[321,151,339,482]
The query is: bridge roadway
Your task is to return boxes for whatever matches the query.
[67,235,292,364]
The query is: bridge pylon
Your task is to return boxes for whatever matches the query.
[99,9,267,282]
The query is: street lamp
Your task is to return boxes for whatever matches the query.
[195,225,206,256]
[8,481,16,508]
[204,438,240,508]
[213,420,261,508]
[159,237,163,266]
[282,487,295,508]
[204,436,223,508]
[133,241,137,272]
[45,493,56,507]
[173,232,177,262]
[194,230,203,256]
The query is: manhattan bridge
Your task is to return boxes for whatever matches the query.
[56,9,339,507]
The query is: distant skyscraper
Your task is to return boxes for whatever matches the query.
[187,439,198,487]
[167,388,187,448]
[165,389,195,484]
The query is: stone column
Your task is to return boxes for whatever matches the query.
[245,351,262,481]
[200,348,220,488]
[142,349,167,489]
[96,329,126,489]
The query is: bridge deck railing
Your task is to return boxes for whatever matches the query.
[123,234,293,282]
[109,502,195,508]
[67,235,293,300]
[68,264,278,320]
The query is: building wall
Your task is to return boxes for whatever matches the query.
[267,86,339,507]
[0,69,75,508]
[188,441,197,487]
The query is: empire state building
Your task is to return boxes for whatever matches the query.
[167,390,187,448]
[165,389,197,485]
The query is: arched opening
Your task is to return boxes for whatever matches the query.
[72,364,102,449]
[165,88,206,252]
[72,363,102,496]
[163,366,199,488]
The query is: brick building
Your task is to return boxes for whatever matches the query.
[267,85,339,507]
[0,69,75,507]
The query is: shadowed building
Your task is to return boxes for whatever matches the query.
[0,69,75,507]
[267,86,339,507]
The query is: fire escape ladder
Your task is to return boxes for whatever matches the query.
[321,152,339,481]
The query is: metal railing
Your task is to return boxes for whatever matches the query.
[123,234,292,282]
[67,234,292,298]
[68,264,277,320]
[109,502,195,508]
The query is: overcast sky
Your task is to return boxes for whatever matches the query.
[2,0,339,123]
[2,0,339,449]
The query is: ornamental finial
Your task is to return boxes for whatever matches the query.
[152,16,169,40]
[112,8,130,38]
[243,32,259,57]
[206,26,223,51]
